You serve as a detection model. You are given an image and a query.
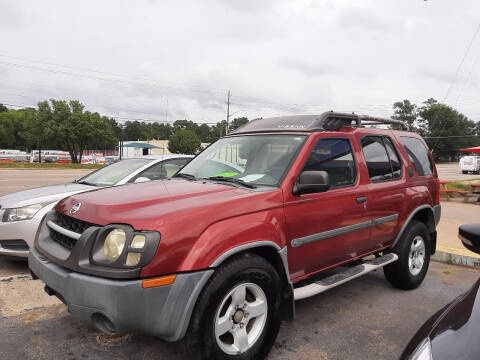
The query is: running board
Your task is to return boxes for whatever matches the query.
[294,253,398,301]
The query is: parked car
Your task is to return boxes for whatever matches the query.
[459,155,480,174]
[0,155,192,258]
[401,223,480,360]
[29,112,441,360]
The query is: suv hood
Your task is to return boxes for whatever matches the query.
[56,179,280,231]
[0,182,96,208]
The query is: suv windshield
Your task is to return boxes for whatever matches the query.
[77,159,151,186]
[177,134,306,187]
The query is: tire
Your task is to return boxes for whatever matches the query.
[185,253,282,360]
[384,220,431,290]
[462,170,468,174]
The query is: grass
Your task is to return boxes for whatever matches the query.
[446,181,472,191]
[0,162,103,169]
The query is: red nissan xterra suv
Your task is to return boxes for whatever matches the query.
[29,112,441,360]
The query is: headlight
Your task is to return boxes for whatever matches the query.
[103,228,126,261]
[2,203,48,222]
[410,338,433,360]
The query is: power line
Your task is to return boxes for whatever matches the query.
[0,100,218,125]
[0,90,218,123]
[443,22,480,102]
[424,135,480,139]
[0,60,224,97]
[0,53,227,94]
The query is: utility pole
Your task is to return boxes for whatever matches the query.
[165,99,168,124]
[226,90,231,136]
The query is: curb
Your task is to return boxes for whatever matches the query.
[432,250,480,270]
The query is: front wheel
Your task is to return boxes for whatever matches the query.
[384,220,431,290]
[185,253,282,360]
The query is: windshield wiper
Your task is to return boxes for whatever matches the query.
[76,180,96,186]
[204,176,257,189]
[174,173,197,181]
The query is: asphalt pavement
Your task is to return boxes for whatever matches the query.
[0,261,477,360]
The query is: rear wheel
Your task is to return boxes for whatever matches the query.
[185,253,282,360]
[384,220,430,290]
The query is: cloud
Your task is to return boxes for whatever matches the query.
[279,58,335,78]
[1,0,480,123]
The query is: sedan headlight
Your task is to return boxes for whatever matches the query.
[410,338,433,360]
[2,203,49,222]
[103,228,126,261]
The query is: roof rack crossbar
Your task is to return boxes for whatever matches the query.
[357,115,406,129]
[231,111,407,134]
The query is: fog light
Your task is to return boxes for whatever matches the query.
[131,235,146,249]
[125,252,141,266]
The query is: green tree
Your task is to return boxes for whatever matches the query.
[168,129,201,154]
[0,104,8,112]
[228,117,249,132]
[21,102,54,156]
[31,100,116,163]
[0,109,32,149]
[392,100,418,132]
[418,99,477,161]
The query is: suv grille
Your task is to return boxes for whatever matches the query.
[54,212,96,233]
[50,231,77,249]
[49,212,97,249]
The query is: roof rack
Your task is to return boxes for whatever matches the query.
[232,111,407,134]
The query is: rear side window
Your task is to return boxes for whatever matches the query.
[302,138,357,188]
[384,138,401,179]
[361,136,403,182]
[399,137,433,176]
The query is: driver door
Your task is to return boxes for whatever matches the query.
[284,135,371,281]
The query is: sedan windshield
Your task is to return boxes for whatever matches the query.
[77,159,151,186]
[177,134,306,187]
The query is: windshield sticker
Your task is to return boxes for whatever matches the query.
[239,174,264,182]
[213,172,238,177]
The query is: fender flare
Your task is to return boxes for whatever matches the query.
[209,240,295,320]
[392,205,436,248]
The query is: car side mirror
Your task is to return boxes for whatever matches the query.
[459,224,480,255]
[134,176,151,183]
[293,170,330,196]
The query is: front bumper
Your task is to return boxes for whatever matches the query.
[0,218,39,257]
[0,203,56,258]
[29,247,213,342]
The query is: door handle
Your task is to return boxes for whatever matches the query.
[356,196,367,203]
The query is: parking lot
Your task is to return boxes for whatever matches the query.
[0,166,479,359]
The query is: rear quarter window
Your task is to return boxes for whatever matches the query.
[399,137,433,176]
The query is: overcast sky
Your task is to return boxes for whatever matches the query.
[1,0,480,125]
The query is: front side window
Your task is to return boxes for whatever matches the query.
[362,136,402,182]
[400,137,433,176]
[177,135,306,187]
[302,138,357,188]
[78,159,151,186]
[163,158,190,177]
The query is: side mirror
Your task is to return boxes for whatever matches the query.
[459,224,480,255]
[134,176,151,183]
[293,170,330,196]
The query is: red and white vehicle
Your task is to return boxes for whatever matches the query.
[459,155,480,174]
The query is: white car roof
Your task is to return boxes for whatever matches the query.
[138,154,194,161]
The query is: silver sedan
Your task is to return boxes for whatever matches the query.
[0,154,192,258]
